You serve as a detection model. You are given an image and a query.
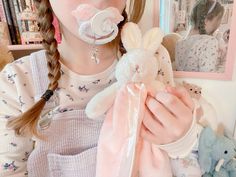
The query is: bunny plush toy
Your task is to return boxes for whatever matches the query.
[85,22,165,119]
[86,22,173,177]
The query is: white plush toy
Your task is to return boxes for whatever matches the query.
[85,22,166,119]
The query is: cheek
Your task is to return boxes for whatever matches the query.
[206,22,217,34]
[114,0,126,13]
[212,18,221,30]
[50,0,87,37]
[96,0,126,12]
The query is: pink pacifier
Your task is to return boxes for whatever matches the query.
[71,4,124,45]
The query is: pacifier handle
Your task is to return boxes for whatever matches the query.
[91,10,114,36]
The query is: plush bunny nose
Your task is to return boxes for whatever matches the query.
[135,65,140,73]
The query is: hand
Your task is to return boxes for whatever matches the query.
[141,86,194,145]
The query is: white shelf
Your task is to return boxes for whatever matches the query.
[8,44,43,51]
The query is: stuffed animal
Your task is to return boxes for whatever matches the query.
[182,81,202,100]
[198,126,236,177]
[92,22,173,177]
[181,81,219,130]
[85,22,165,119]
[0,43,14,71]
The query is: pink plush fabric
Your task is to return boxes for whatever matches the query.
[96,83,172,177]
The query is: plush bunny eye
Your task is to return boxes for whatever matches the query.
[224,150,228,154]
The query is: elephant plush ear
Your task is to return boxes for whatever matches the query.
[198,127,217,173]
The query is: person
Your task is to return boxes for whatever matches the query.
[175,0,225,72]
[0,0,214,176]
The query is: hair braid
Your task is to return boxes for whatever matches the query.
[191,0,224,35]
[36,0,61,90]
[7,0,61,138]
[200,0,210,34]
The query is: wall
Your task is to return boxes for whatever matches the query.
[138,0,155,32]
[175,59,236,134]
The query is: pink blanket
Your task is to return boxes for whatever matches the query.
[96,83,172,177]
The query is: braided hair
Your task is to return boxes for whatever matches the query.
[190,0,224,34]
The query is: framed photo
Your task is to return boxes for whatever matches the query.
[153,0,236,80]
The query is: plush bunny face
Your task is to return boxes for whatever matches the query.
[115,22,164,87]
[182,81,202,100]
[116,49,157,85]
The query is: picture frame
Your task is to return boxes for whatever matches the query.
[153,0,236,80]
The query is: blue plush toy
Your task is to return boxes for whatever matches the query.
[198,127,236,177]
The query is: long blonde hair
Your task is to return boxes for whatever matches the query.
[7,0,146,138]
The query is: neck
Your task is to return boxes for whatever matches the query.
[58,24,117,75]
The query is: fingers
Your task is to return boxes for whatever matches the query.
[166,86,194,111]
[142,86,194,145]
[142,107,164,134]
[146,96,177,127]
[154,92,192,120]
[140,123,174,145]
[140,124,161,145]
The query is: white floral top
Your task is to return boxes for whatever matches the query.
[0,54,117,176]
[175,34,221,72]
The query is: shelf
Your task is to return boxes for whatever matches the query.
[8,44,43,51]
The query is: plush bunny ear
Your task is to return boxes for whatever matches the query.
[142,27,164,54]
[121,22,142,51]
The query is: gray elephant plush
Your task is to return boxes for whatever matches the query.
[198,127,236,177]
[226,159,236,177]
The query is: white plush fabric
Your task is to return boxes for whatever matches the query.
[85,22,166,119]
